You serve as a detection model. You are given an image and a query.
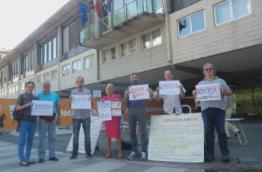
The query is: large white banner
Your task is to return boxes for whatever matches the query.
[97,101,112,121]
[196,84,221,101]
[31,100,53,116]
[159,80,181,95]
[71,95,91,109]
[66,116,103,155]
[129,84,149,101]
[148,113,204,163]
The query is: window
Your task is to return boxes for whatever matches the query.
[62,64,71,76]
[214,0,251,25]
[37,75,42,82]
[152,30,162,46]
[43,72,49,81]
[51,70,58,81]
[39,35,57,65]
[178,10,205,37]
[120,39,136,57]
[53,37,57,59]
[142,29,162,49]
[102,48,116,62]
[84,55,93,69]
[62,19,81,55]
[21,54,33,77]
[72,60,82,73]
[11,61,19,81]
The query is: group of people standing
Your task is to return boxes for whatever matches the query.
[15,62,233,166]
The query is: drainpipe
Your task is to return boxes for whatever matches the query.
[164,0,173,64]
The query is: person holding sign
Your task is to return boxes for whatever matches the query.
[70,76,92,159]
[37,81,60,163]
[124,73,152,161]
[16,81,37,166]
[192,63,232,163]
[101,83,122,159]
[156,70,185,114]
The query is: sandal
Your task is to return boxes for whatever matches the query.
[117,153,122,160]
[106,153,112,159]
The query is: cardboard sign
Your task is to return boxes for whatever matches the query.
[159,80,181,95]
[66,116,103,155]
[196,84,221,101]
[148,114,204,163]
[129,84,150,100]
[97,101,112,121]
[71,95,91,109]
[111,101,121,116]
[31,100,54,116]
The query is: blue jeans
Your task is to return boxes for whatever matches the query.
[38,118,56,159]
[72,118,91,156]
[18,121,36,161]
[202,108,229,158]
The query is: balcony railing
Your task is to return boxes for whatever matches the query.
[80,0,164,45]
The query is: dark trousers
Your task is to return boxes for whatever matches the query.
[128,107,147,153]
[202,108,229,158]
[72,118,91,156]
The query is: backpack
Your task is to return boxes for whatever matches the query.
[12,94,24,121]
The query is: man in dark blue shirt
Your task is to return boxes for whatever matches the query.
[124,73,149,161]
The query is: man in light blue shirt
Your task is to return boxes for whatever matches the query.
[37,81,60,163]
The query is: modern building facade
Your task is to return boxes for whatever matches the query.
[0,0,261,116]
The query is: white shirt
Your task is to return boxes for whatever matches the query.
[159,81,186,114]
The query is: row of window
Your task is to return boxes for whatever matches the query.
[62,55,94,76]
[39,36,57,65]
[178,0,251,37]
[0,85,19,97]
[102,29,162,62]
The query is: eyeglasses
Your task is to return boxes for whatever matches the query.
[205,68,213,71]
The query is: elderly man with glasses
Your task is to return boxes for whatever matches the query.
[193,63,232,163]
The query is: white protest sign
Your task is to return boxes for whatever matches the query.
[159,80,181,95]
[111,101,121,116]
[196,84,221,101]
[71,95,91,109]
[31,100,53,116]
[92,90,102,98]
[129,84,149,101]
[148,113,204,163]
[66,116,103,155]
[97,101,112,121]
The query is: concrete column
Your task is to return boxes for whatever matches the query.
[57,26,63,90]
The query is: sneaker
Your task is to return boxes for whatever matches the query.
[222,156,230,163]
[49,157,59,161]
[38,159,44,163]
[128,151,137,160]
[140,152,147,161]
[86,153,92,158]
[70,155,77,159]
[20,161,29,166]
[204,156,214,162]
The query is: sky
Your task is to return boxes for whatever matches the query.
[0,0,70,50]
